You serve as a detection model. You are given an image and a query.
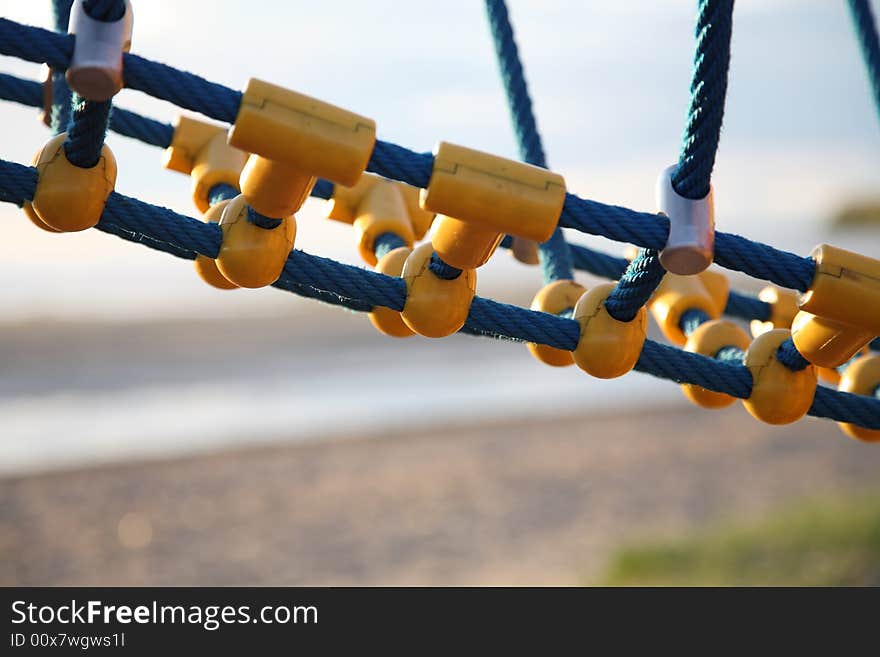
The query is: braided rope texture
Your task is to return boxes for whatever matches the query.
[604,249,666,322]
[0,158,876,430]
[0,17,820,292]
[672,0,734,199]
[484,0,574,283]
[848,0,880,121]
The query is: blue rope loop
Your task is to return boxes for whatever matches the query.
[848,0,880,122]
[373,232,407,260]
[429,252,463,280]
[246,206,283,229]
[672,0,734,200]
[775,338,812,372]
[483,0,574,282]
[207,183,238,207]
[63,94,112,168]
[604,249,666,322]
[82,0,126,21]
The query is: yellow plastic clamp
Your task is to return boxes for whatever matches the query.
[799,244,880,335]
[573,282,647,379]
[698,269,730,314]
[368,247,415,338]
[215,194,296,289]
[194,200,238,290]
[649,273,720,346]
[327,173,435,240]
[351,181,415,266]
[837,354,880,443]
[22,203,60,233]
[420,142,566,243]
[431,215,505,270]
[527,280,587,367]
[749,286,798,337]
[27,133,116,232]
[791,310,873,369]
[400,242,477,338]
[681,319,751,409]
[163,115,248,213]
[229,78,376,187]
[742,329,818,425]
[239,154,315,219]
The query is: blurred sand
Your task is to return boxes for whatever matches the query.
[3,404,879,586]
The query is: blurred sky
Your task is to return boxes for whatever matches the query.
[0,0,878,321]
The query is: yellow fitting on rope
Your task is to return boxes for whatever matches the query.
[352,180,415,266]
[431,215,504,270]
[194,200,238,291]
[572,282,647,379]
[791,310,874,369]
[750,285,798,337]
[229,78,376,187]
[368,247,415,338]
[163,116,248,213]
[239,154,315,219]
[420,142,566,243]
[799,244,880,335]
[326,173,434,249]
[527,280,587,367]
[742,328,817,425]
[837,354,880,443]
[400,242,476,338]
[509,237,540,265]
[681,319,750,409]
[215,194,296,289]
[29,132,116,232]
[649,272,718,346]
[697,269,730,316]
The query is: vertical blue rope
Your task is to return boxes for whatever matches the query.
[61,0,127,167]
[603,249,667,322]
[50,0,74,136]
[847,0,880,122]
[483,0,574,283]
[671,0,734,200]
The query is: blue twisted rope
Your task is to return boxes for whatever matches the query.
[373,232,407,260]
[63,94,112,167]
[61,0,128,167]
[0,17,819,292]
[671,0,734,200]
[483,0,574,283]
[0,157,876,430]
[848,0,880,121]
[50,0,73,136]
[0,68,781,324]
[680,308,712,337]
[207,183,238,207]
[82,0,126,21]
[604,249,667,322]
[776,338,812,371]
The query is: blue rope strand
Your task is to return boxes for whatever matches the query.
[207,183,238,207]
[672,0,734,199]
[50,0,73,136]
[0,17,820,292]
[848,0,880,122]
[429,252,463,280]
[483,0,574,283]
[0,157,877,429]
[82,0,126,21]
[680,308,711,337]
[63,94,112,167]
[373,232,407,260]
[775,338,812,371]
[604,249,667,322]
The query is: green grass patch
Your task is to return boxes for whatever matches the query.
[598,493,880,586]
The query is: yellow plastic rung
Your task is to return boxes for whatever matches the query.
[420,141,566,243]
[163,115,248,213]
[229,78,376,187]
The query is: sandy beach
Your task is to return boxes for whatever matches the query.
[3,402,879,586]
